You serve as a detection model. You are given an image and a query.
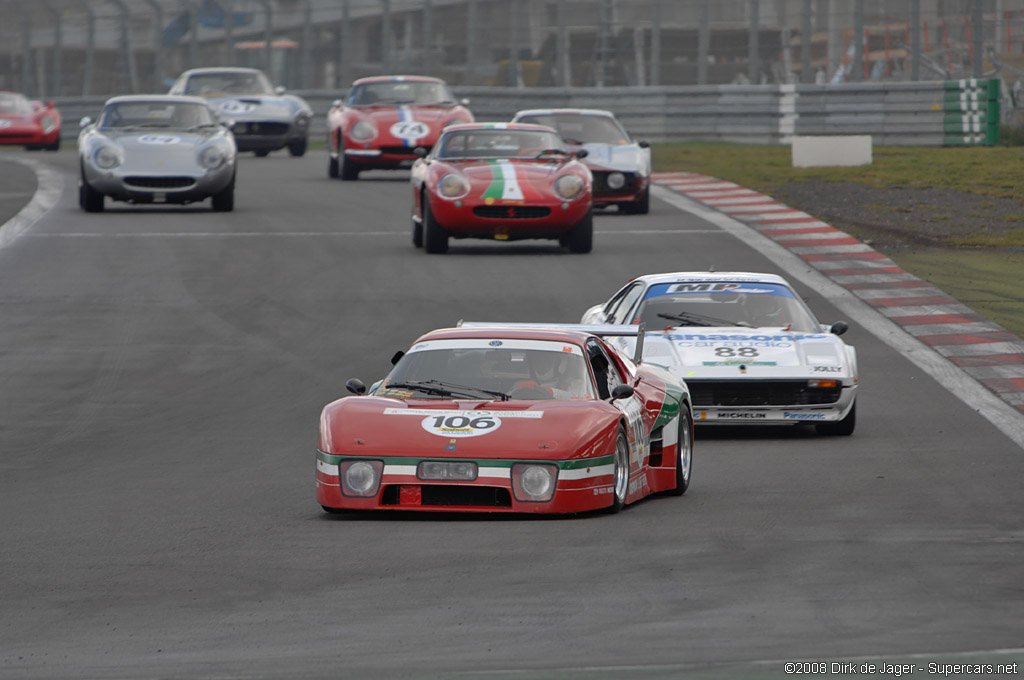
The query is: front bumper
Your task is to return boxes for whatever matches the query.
[690,382,858,425]
[590,171,649,206]
[425,196,591,239]
[343,146,430,170]
[83,164,235,204]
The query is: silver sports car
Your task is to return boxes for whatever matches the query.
[169,67,311,157]
[78,95,237,212]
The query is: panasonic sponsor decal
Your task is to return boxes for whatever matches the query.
[783,412,827,420]
[670,332,828,350]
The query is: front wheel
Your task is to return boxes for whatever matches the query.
[816,401,856,436]
[608,428,630,513]
[340,154,359,181]
[422,197,448,254]
[211,171,235,212]
[621,187,650,215]
[47,135,62,152]
[79,174,104,212]
[670,407,693,496]
[565,208,593,254]
[288,137,307,157]
[328,154,339,178]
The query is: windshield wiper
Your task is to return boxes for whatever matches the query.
[186,123,220,130]
[385,380,510,401]
[657,311,750,327]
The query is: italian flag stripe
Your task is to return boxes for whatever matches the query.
[482,160,525,201]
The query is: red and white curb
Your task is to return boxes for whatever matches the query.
[654,171,1024,415]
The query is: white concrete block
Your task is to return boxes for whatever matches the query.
[791,135,873,168]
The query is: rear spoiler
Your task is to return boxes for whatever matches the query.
[456,321,646,365]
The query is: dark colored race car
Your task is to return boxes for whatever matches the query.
[410,122,593,254]
[327,75,474,180]
[317,324,693,515]
[0,90,62,151]
[169,67,311,157]
[512,108,651,214]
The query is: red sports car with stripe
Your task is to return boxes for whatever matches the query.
[0,90,62,151]
[317,324,693,515]
[327,75,473,180]
[409,122,594,253]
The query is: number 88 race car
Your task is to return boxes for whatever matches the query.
[317,324,693,515]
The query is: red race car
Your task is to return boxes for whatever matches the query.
[327,75,473,180]
[317,324,693,515]
[0,91,62,151]
[410,122,594,254]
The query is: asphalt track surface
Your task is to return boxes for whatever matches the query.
[1,149,1023,680]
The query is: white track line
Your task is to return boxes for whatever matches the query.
[0,157,64,249]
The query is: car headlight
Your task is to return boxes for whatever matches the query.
[93,145,121,170]
[294,113,310,129]
[553,174,585,200]
[437,173,469,199]
[198,145,228,170]
[512,463,558,502]
[40,115,56,134]
[349,119,377,143]
[340,460,384,497]
[606,171,626,189]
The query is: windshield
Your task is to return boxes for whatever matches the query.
[184,71,273,96]
[99,101,216,129]
[436,129,566,160]
[636,282,821,332]
[347,80,455,106]
[380,339,595,401]
[0,93,32,114]
[515,113,629,145]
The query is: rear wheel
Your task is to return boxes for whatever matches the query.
[46,135,61,152]
[565,208,593,253]
[328,154,339,178]
[816,401,856,436]
[608,428,630,513]
[670,407,693,496]
[340,154,359,181]
[211,171,235,212]
[287,137,307,157]
[422,197,448,254]
[78,172,104,213]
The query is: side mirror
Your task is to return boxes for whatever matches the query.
[413,146,428,158]
[575,149,589,159]
[331,99,343,108]
[830,321,849,336]
[345,378,367,395]
[79,116,93,128]
[637,140,650,149]
[610,384,635,401]
[459,98,470,106]
[390,350,405,366]
[275,86,286,95]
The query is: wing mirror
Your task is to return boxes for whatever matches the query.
[79,116,93,128]
[345,378,367,395]
[459,98,471,106]
[575,149,589,159]
[610,384,635,402]
[638,140,650,148]
[331,99,343,108]
[391,350,405,366]
[830,321,849,336]
[275,86,286,95]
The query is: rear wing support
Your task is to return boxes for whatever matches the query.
[457,321,646,364]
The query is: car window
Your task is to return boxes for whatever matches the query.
[515,113,628,145]
[348,81,454,106]
[586,339,624,400]
[436,129,564,160]
[610,283,645,325]
[0,93,32,114]
[99,102,215,129]
[184,72,273,96]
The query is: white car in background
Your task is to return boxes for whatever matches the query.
[581,271,858,435]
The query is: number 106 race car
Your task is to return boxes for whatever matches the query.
[317,324,693,515]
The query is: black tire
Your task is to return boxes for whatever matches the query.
[565,208,593,254]
[47,135,61,152]
[816,401,856,436]
[622,187,650,215]
[608,427,630,513]
[670,407,693,496]
[254,150,270,157]
[412,216,423,248]
[422,197,448,254]
[340,154,359,181]
[78,172,104,213]
[211,171,235,212]
[328,154,339,179]
[288,137,307,157]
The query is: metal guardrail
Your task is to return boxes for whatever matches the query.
[52,79,1001,147]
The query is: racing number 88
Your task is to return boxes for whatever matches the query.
[714,347,759,358]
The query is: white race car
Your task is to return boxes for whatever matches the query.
[581,271,858,435]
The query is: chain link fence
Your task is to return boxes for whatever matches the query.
[3,1,1024,121]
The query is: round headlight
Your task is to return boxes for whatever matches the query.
[343,461,378,495]
[437,173,469,199]
[40,115,56,134]
[294,113,310,129]
[93,146,120,170]
[349,119,377,143]
[199,145,227,170]
[607,171,626,189]
[553,174,584,200]
[520,465,555,498]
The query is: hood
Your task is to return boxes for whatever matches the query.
[354,105,458,146]
[321,396,619,460]
[204,95,293,121]
[98,129,225,171]
[609,329,852,379]
[575,142,650,173]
